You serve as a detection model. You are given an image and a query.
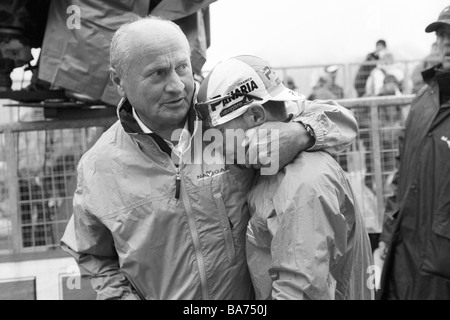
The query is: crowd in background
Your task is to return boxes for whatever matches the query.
[285,39,440,101]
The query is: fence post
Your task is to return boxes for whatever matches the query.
[343,63,350,98]
[369,103,385,233]
[4,130,22,253]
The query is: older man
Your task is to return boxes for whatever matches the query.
[61,16,357,300]
[378,6,450,300]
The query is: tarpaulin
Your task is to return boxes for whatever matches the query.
[37,0,215,106]
[151,0,215,20]
[150,0,214,76]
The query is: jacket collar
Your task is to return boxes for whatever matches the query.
[421,63,450,107]
[422,63,444,84]
[117,98,143,134]
[117,97,197,136]
[116,97,198,157]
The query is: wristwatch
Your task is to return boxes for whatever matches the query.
[298,121,316,142]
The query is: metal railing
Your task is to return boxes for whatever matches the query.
[335,94,414,233]
[0,95,415,256]
[274,60,423,99]
[0,117,116,256]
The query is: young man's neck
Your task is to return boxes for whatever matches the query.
[266,112,289,123]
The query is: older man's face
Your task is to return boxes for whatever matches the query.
[436,25,450,70]
[120,23,195,131]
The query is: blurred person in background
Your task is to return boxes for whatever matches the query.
[365,50,405,97]
[378,74,403,96]
[307,76,333,100]
[354,39,387,97]
[284,76,298,91]
[325,65,344,99]
[377,5,450,300]
[308,66,344,100]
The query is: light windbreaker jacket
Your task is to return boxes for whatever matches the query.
[61,98,357,300]
[246,151,375,300]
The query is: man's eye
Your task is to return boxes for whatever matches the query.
[149,69,165,78]
[176,63,189,73]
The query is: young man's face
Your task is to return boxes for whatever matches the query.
[436,25,450,70]
[215,114,254,162]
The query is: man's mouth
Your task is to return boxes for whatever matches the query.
[164,97,185,107]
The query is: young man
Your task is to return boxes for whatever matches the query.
[197,55,374,300]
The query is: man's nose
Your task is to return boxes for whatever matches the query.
[165,70,185,93]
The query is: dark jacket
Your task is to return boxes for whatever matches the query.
[378,65,450,299]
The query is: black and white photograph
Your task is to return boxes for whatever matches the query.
[0,0,449,306]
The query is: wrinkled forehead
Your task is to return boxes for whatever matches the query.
[127,26,190,69]
[129,20,190,51]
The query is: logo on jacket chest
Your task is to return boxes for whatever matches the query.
[197,166,230,181]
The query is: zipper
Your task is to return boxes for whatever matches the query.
[175,165,181,199]
[124,273,146,300]
[169,161,209,299]
[179,178,210,299]
[146,135,209,299]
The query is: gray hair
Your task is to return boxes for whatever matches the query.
[110,16,188,78]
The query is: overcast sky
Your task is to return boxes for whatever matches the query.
[203,0,449,71]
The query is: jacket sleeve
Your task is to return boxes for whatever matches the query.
[269,181,348,300]
[293,99,358,155]
[60,163,140,300]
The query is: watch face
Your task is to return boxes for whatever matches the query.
[305,124,315,139]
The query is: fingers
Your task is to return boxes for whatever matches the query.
[244,127,269,167]
[241,128,257,148]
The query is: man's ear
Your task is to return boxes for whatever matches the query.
[110,67,126,97]
[244,105,266,126]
